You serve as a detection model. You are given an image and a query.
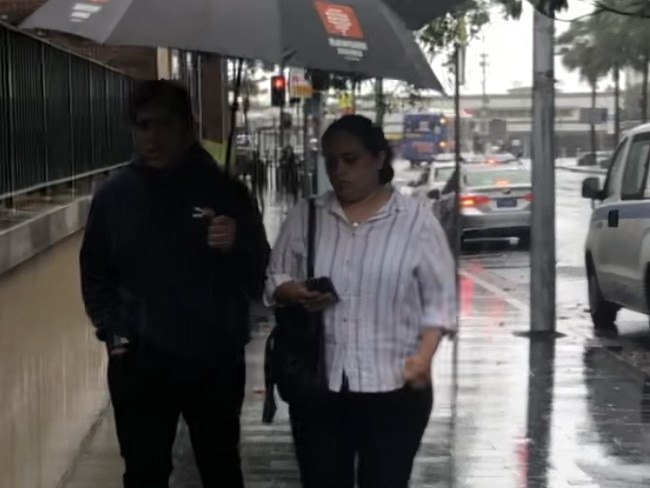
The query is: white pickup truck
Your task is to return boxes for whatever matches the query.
[582,123,650,330]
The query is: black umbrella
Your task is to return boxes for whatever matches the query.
[20,0,441,90]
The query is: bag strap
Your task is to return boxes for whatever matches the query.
[306,198,316,279]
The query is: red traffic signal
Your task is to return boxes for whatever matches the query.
[272,75,286,90]
[271,75,286,107]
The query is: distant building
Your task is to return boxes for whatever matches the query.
[352,87,618,157]
[244,86,620,158]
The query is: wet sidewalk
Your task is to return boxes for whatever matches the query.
[60,269,650,488]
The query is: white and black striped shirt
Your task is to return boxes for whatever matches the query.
[265,190,456,393]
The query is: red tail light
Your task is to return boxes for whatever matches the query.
[460,194,490,207]
[522,192,532,201]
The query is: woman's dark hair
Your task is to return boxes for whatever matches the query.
[129,80,194,128]
[321,114,395,185]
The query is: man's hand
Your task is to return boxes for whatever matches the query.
[207,215,237,252]
[108,335,130,357]
[275,281,335,311]
[403,353,432,388]
[109,347,129,357]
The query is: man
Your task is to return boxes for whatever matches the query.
[80,80,269,488]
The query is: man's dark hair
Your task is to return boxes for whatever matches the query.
[321,114,395,184]
[129,80,194,127]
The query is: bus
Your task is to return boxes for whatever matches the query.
[401,113,449,167]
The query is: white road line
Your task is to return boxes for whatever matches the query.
[459,269,528,312]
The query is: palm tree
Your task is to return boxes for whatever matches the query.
[583,11,630,142]
[624,15,650,122]
[557,20,610,159]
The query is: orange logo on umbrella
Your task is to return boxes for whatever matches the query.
[314,1,363,39]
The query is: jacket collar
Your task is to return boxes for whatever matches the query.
[131,143,220,177]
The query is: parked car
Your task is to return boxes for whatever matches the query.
[581,123,650,331]
[432,153,455,164]
[419,162,456,200]
[577,150,613,167]
[435,163,532,246]
[598,150,614,169]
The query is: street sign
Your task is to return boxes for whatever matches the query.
[288,68,313,98]
[338,91,354,114]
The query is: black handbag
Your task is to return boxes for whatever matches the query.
[262,199,327,423]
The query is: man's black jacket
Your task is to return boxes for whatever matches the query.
[79,144,270,364]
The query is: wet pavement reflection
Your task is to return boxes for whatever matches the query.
[0,234,107,488]
[66,175,650,487]
[4,164,650,487]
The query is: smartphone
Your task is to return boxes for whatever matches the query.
[305,276,340,302]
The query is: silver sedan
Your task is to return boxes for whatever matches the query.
[434,164,532,246]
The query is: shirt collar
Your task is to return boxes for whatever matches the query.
[317,186,406,222]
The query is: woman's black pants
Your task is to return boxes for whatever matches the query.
[289,383,433,488]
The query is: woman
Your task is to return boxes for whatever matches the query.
[265,115,456,488]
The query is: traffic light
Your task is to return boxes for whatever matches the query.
[271,75,286,107]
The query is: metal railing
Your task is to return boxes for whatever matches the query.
[0,22,134,201]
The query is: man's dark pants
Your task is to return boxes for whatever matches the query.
[108,340,246,488]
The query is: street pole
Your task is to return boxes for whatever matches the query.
[453,43,463,267]
[614,66,620,144]
[530,9,556,335]
[278,65,285,154]
[312,88,331,194]
[480,52,488,148]
[375,77,384,125]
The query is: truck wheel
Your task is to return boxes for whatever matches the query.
[587,267,618,331]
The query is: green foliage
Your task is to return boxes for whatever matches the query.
[623,83,650,120]
[556,3,650,123]
[556,18,610,88]
[556,7,650,90]
[416,0,571,56]
[415,0,576,59]
[595,0,650,18]
[417,1,492,56]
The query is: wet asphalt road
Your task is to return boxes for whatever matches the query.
[63,162,650,488]
[394,162,650,487]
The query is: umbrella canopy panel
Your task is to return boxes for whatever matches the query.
[21,0,442,90]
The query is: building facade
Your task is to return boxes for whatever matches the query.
[353,87,618,157]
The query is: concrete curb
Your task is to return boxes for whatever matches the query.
[0,197,91,276]
[556,165,607,175]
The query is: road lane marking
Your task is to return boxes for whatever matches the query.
[460,269,528,312]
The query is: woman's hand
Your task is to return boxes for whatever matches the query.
[403,353,432,388]
[274,280,335,311]
[403,328,442,388]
